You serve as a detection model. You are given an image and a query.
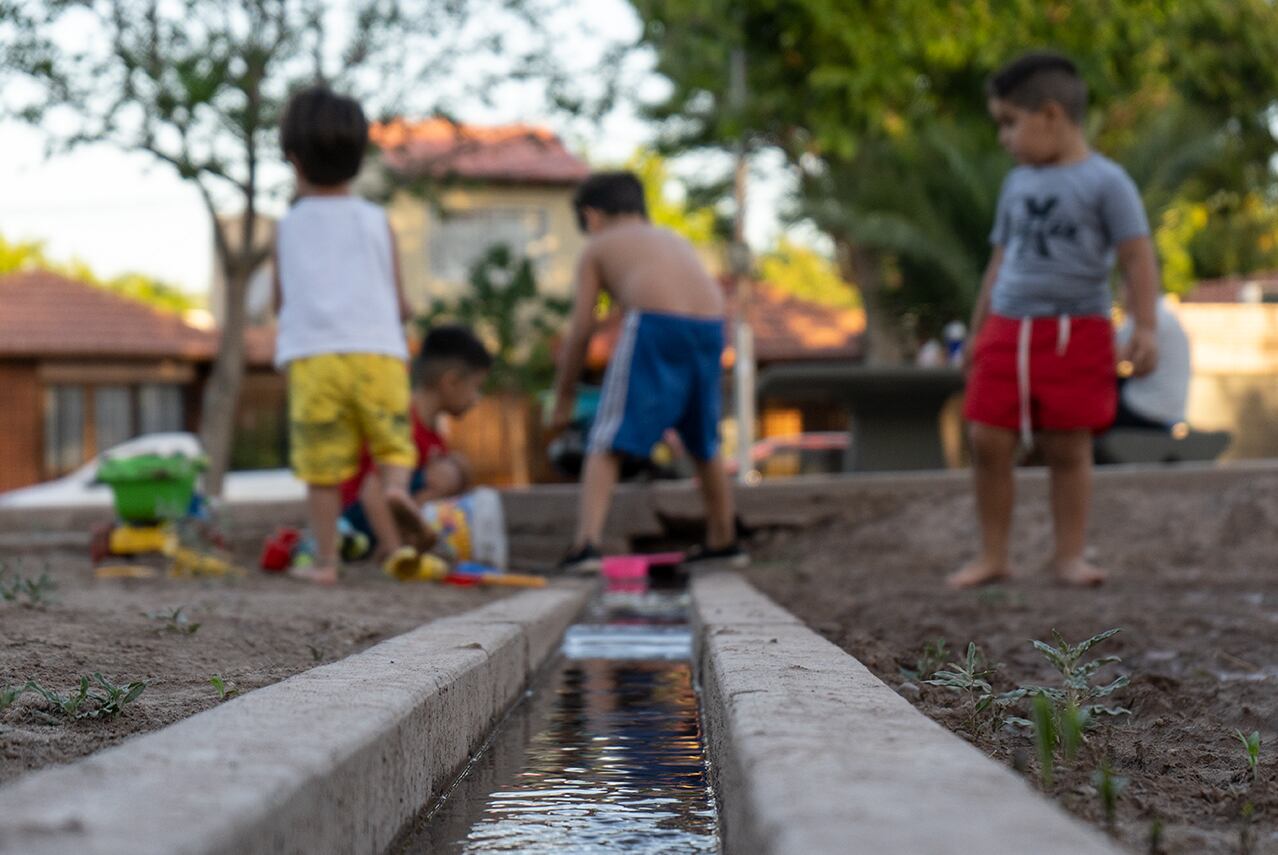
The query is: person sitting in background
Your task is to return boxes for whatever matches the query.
[1112,296,1190,433]
[341,325,492,561]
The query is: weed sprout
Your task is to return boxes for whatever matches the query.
[1234,729,1261,783]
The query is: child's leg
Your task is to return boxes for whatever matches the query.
[574,451,621,548]
[358,470,400,560]
[378,462,435,553]
[693,456,735,549]
[293,484,341,585]
[948,422,1018,589]
[1038,429,1106,586]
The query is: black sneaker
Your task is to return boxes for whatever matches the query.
[685,541,750,569]
[557,543,603,574]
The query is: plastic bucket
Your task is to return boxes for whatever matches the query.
[96,454,205,524]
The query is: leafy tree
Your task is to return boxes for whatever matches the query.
[0,234,200,313]
[418,244,570,394]
[629,0,1278,360]
[757,237,858,311]
[1,0,574,490]
[627,149,720,247]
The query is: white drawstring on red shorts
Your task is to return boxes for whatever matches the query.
[1016,315,1072,451]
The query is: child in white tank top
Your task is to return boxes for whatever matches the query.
[272,85,433,585]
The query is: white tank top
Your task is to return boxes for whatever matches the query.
[274,196,408,368]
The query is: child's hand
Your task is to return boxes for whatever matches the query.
[1119,327,1158,377]
[547,395,574,435]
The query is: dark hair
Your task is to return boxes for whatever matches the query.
[572,171,647,231]
[987,52,1088,124]
[280,85,369,186]
[412,325,493,387]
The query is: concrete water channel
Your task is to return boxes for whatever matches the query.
[392,570,720,853]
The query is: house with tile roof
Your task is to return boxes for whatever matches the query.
[0,271,217,491]
[213,118,591,329]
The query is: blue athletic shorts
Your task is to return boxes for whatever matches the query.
[588,311,724,462]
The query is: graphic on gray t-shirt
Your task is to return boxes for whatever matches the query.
[990,153,1149,318]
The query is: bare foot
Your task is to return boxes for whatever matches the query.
[386,491,437,553]
[1051,557,1106,587]
[946,559,1012,590]
[287,564,339,586]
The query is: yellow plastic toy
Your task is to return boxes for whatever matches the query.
[168,546,241,579]
[108,524,175,556]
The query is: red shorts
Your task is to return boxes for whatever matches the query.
[964,314,1117,434]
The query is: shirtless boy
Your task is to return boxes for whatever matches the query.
[549,171,744,572]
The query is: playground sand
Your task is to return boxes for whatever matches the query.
[749,473,1278,855]
[0,548,508,786]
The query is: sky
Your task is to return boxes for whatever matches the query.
[0,0,794,298]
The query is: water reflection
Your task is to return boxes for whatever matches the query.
[393,585,719,854]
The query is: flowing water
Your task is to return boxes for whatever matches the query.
[391,574,720,854]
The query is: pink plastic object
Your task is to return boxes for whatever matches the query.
[602,555,649,579]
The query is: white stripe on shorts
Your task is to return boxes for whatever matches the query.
[589,312,641,454]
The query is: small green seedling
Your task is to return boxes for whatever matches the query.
[900,638,949,681]
[85,673,147,719]
[145,606,201,635]
[1,682,25,713]
[1032,693,1057,787]
[209,674,237,700]
[1147,816,1164,855]
[925,642,1024,734]
[26,674,145,721]
[1092,760,1128,828]
[1026,628,1129,717]
[1235,729,1261,782]
[0,565,58,606]
[27,676,91,720]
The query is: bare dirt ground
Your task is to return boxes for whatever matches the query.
[0,546,508,787]
[748,471,1278,854]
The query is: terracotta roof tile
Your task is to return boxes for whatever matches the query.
[1182,272,1278,303]
[583,280,864,368]
[371,118,589,186]
[0,271,217,360]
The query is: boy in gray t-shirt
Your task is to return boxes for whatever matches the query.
[951,52,1160,590]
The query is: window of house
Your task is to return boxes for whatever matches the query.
[42,383,186,477]
[43,386,84,477]
[428,208,549,283]
[139,384,185,434]
[94,386,133,453]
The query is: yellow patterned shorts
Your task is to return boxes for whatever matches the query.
[288,353,417,486]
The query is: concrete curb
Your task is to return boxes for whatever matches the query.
[690,572,1125,855]
[0,584,590,855]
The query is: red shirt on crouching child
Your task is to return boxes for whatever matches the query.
[340,412,447,507]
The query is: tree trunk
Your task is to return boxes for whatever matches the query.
[839,239,909,365]
[200,263,249,496]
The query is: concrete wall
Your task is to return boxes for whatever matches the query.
[388,184,585,312]
[1179,303,1278,460]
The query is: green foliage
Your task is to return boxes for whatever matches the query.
[923,642,1024,734]
[900,637,948,682]
[418,244,570,394]
[26,674,146,721]
[1092,760,1129,828]
[0,563,58,607]
[1031,693,1057,788]
[145,606,201,636]
[0,235,201,312]
[631,1,1278,358]
[1024,629,1130,718]
[758,238,860,310]
[627,150,721,247]
[0,683,24,713]
[1235,729,1262,782]
[209,674,237,700]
